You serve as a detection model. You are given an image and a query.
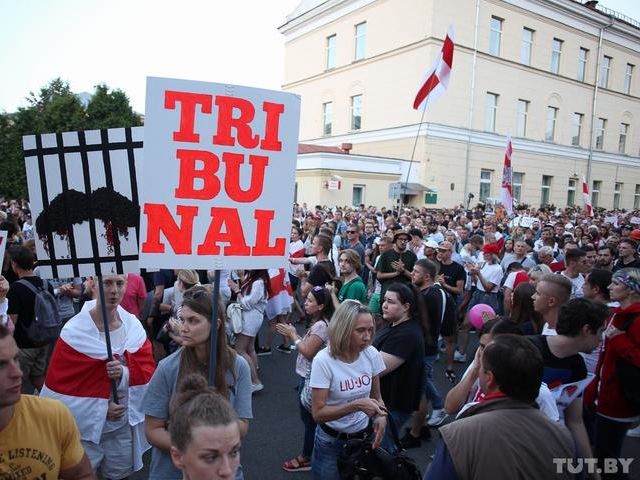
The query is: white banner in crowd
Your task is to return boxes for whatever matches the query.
[0,231,7,265]
[138,77,301,270]
[23,128,143,279]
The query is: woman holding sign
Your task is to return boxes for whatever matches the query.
[143,285,252,480]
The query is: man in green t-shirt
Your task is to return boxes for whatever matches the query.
[328,249,367,308]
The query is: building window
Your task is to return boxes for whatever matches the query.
[516,99,529,137]
[489,16,502,56]
[513,172,524,203]
[592,181,601,208]
[350,94,362,130]
[624,64,634,95]
[613,182,623,209]
[354,22,366,60]
[619,123,629,154]
[635,185,640,209]
[577,47,588,82]
[541,175,552,205]
[322,102,333,135]
[326,35,337,69]
[485,92,498,132]
[572,113,583,146]
[599,55,611,88]
[545,106,558,142]
[595,118,606,150]
[480,169,492,202]
[352,184,365,206]
[550,38,563,74]
[521,28,533,65]
[567,178,577,206]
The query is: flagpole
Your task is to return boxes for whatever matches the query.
[97,276,120,405]
[402,106,428,206]
[208,270,220,386]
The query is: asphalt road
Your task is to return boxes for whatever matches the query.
[131,328,640,480]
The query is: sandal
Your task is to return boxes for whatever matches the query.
[282,456,312,472]
[445,369,457,384]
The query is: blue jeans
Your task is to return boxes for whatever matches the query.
[298,376,317,459]
[381,410,411,453]
[312,426,349,480]
[423,354,444,410]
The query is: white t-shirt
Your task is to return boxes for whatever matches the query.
[309,345,385,433]
[477,263,503,293]
[541,323,557,336]
[457,361,560,422]
[561,272,585,299]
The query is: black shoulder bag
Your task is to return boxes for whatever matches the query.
[337,414,421,480]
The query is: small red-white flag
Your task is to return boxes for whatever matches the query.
[500,137,513,215]
[413,26,455,110]
[582,175,593,217]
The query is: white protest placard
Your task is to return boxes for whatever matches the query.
[604,216,618,226]
[0,231,7,267]
[139,77,301,270]
[23,128,143,279]
[630,216,640,225]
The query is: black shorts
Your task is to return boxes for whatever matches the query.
[439,312,458,337]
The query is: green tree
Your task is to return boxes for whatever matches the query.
[86,84,142,129]
[0,78,141,198]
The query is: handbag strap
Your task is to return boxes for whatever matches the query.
[383,411,403,451]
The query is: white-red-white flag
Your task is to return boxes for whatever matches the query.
[582,175,593,217]
[413,26,455,111]
[500,137,514,215]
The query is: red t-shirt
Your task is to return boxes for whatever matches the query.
[120,273,147,318]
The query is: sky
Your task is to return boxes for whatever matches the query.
[1,0,639,115]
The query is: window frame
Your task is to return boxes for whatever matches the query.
[571,112,583,147]
[595,118,607,150]
[599,55,612,88]
[326,34,337,70]
[350,94,363,131]
[521,28,534,65]
[485,92,498,132]
[516,99,529,137]
[545,106,558,142]
[541,175,552,205]
[550,38,563,74]
[567,178,577,206]
[489,16,503,56]
[322,101,333,136]
[577,47,588,82]
[480,169,493,202]
[354,22,367,61]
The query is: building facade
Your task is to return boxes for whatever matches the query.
[280,0,640,210]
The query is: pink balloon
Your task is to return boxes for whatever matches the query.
[468,304,496,329]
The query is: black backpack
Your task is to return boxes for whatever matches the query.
[17,279,62,344]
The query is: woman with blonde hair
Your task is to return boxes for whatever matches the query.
[309,300,387,480]
[144,286,252,480]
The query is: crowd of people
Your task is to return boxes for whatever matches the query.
[1,195,639,479]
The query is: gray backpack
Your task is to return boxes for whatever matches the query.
[17,279,62,344]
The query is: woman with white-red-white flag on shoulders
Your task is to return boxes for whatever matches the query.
[40,274,155,480]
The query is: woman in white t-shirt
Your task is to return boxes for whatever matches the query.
[309,300,387,480]
[276,286,335,472]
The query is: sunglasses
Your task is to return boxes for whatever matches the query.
[347,230,357,234]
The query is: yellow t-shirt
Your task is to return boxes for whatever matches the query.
[0,395,84,480]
